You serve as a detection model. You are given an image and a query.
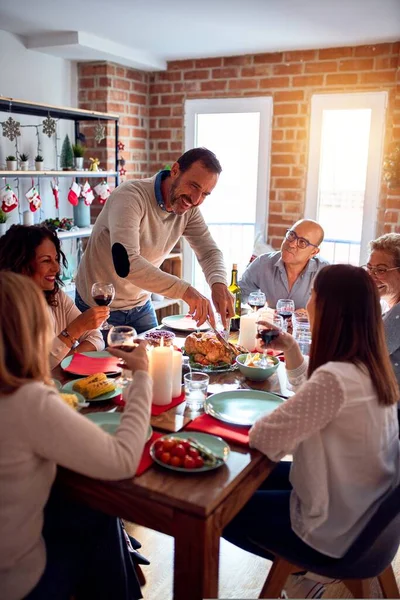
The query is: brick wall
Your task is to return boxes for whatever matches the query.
[78,41,400,242]
[77,62,151,220]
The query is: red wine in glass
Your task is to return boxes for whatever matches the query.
[260,330,280,344]
[111,344,136,352]
[93,294,113,307]
[279,311,292,320]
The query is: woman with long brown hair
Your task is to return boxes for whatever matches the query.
[0,225,106,368]
[0,272,152,600]
[223,264,400,598]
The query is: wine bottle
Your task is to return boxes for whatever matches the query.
[228,263,241,332]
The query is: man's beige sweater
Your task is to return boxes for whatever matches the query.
[76,174,227,310]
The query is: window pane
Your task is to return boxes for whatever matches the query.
[194,112,261,294]
[318,109,372,265]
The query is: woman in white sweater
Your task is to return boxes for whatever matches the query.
[223,264,400,597]
[0,272,153,600]
[0,224,107,368]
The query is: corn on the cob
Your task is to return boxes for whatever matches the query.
[73,373,107,395]
[85,379,116,400]
[60,393,79,409]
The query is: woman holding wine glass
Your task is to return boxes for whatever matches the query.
[91,282,115,330]
[0,225,107,368]
[224,265,399,598]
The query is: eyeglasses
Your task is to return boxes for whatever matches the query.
[285,229,319,250]
[362,265,400,277]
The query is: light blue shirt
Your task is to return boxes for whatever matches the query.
[383,303,400,387]
[238,251,329,309]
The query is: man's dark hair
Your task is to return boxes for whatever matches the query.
[177,147,222,175]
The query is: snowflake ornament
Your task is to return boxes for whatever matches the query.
[2,116,21,141]
[94,122,106,144]
[42,115,57,137]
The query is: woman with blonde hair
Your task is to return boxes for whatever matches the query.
[0,272,152,600]
[365,232,400,385]
[0,224,106,368]
[224,264,400,598]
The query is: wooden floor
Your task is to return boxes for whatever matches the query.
[125,522,270,600]
[125,522,400,599]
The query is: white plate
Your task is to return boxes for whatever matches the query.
[161,314,210,332]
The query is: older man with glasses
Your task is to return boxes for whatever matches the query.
[239,219,328,309]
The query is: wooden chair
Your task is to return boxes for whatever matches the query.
[258,481,400,598]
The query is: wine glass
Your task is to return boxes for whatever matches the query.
[255,310,282,367]
[248,290,266,312]
[91,282,115,330]
[107,325,137,388]
[276,299,295,332]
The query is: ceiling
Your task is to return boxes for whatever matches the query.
[1,0,400,71]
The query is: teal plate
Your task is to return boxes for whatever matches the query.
[51,378,62,391]
[150,432,230,474]
[205,390,285,427]
[60,351,121,376]
[161,314,210,332]
[61,378,122,403]
[85,412,153,442]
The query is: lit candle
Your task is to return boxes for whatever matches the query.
[148,340,173,405]
[238,312,257,352]
[172,350,182,398]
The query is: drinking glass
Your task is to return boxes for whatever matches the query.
[276,299,295,332]
[91,282,115,330]
[107,325,137,387]
[255,311,282,366]
[248,290,266,312]
[184,371,209,411]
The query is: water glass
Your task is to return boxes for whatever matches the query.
[107,325,137,387]
[294,321,312,356]
[184,371,209,411]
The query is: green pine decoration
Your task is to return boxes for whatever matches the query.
[61,134,74,170]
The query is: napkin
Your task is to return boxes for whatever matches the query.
[135,431,164,476]
[113,392,186,414]
[184,414,250,447]
[64,353,122,375]
[151,392,186,416]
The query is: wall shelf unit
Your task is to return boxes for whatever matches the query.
[0,96,120,186]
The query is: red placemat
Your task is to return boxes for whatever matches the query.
[64,353,122,376]
[135,431,164,476]
[151,392,186,416]
[184,414,250,447]
[114,392,186,414]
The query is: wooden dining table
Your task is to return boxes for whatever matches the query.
[55,327,292,600]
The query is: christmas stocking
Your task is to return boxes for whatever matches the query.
[0,184,18,213]
[68,181,81,206]
[26,186,42,212]
[81,180,94,206]
[94,181,111,204]
[50,179,59,209]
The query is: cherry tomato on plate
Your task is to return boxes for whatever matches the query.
[183,455,196,469]
[194,456,205,469]
[162,439,177,452]
[188,447,199,459]
[161,451,171,464]
[171,443,186,458]
[170,455,183,468]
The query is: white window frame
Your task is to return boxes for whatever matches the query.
[305,91,387,266]
[183,97,273,284]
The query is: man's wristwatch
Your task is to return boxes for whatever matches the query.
[60,329,78,348]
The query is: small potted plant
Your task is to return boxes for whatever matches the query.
[19,153,29,170]
[72,142,85,170]
[6,155,17,171]
[0,210,7,236]
[35,155,44,171]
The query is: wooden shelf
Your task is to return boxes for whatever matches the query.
[0,170,117,178]
[0,96,118,122]
[57,227,92,240]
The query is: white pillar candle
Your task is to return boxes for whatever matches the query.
[23,210,34,226]
[238,312,257,352]
[148,344,173,405]
[172,350,182,398]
